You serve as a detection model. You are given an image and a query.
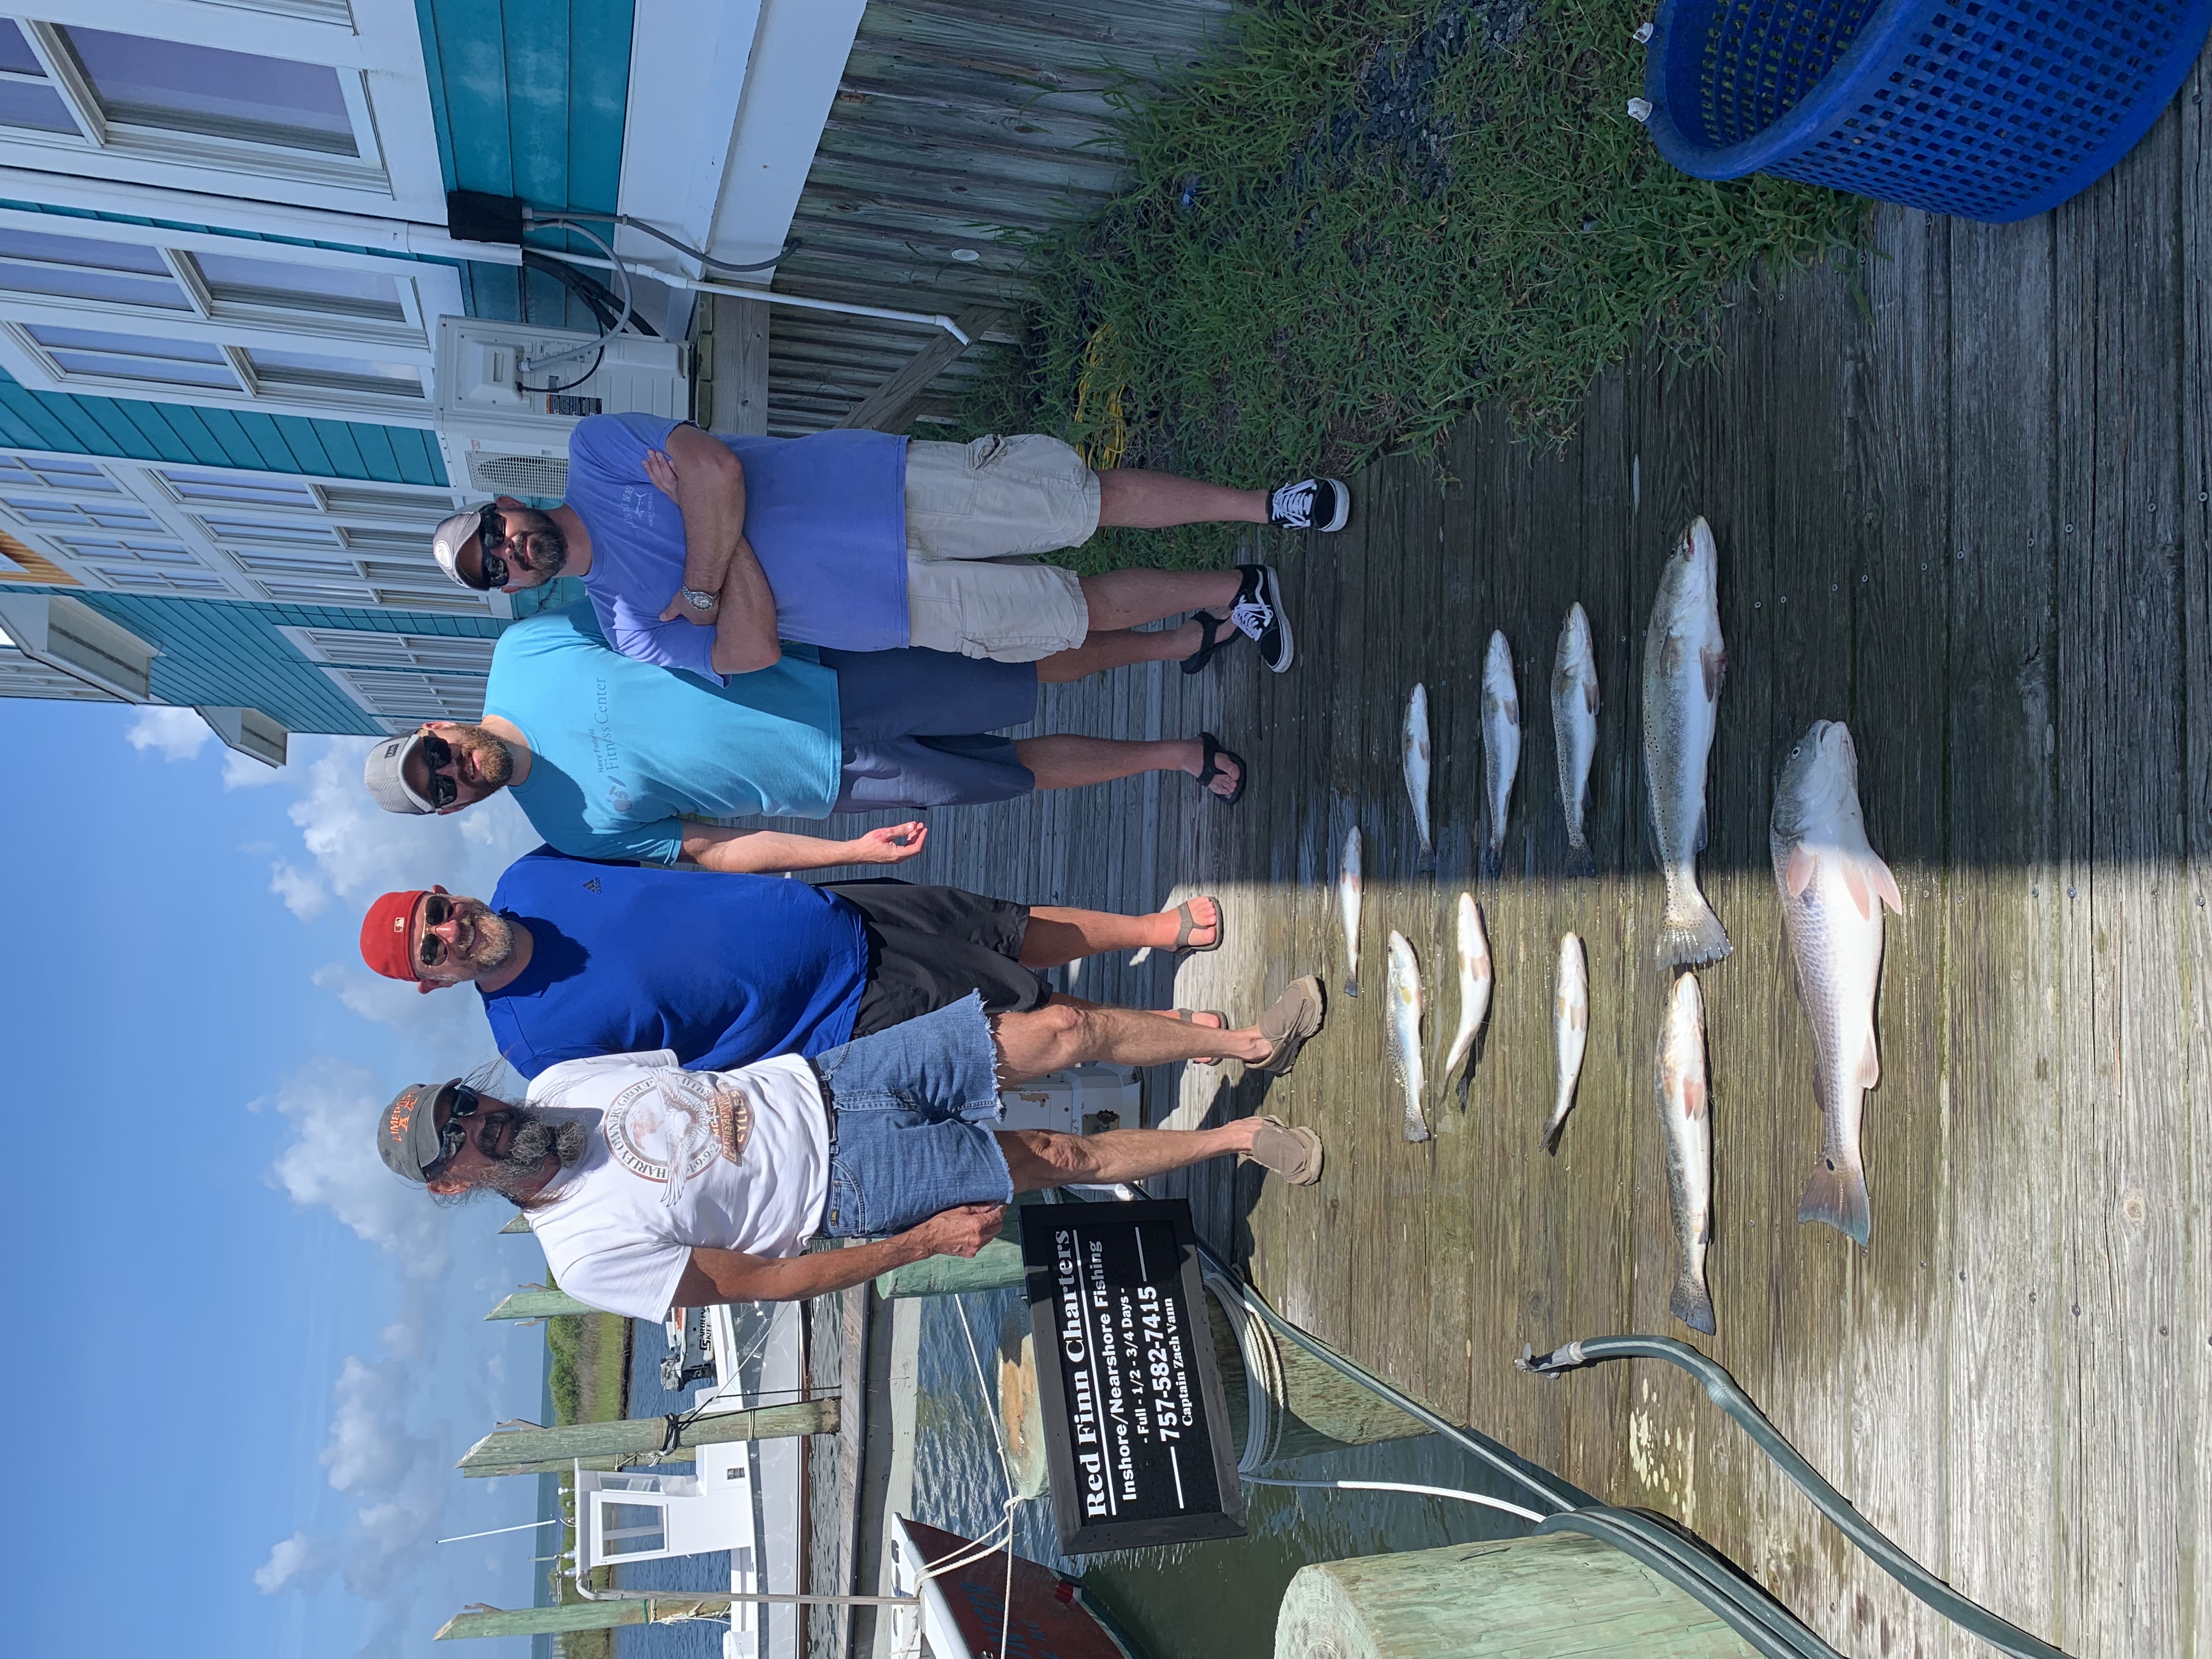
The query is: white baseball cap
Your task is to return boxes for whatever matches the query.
[431,507,492,590]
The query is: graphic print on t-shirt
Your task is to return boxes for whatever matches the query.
[601,1069,754,1186]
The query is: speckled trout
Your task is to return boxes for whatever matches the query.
[1543,932,1588,1155]
[1552,603,1600,877]
[1387,930,1429,1142]
[1657,968,1716,1334]
[1403,684,1432,859]
[1443,891,1491,1101]
[1771,719,1903,1247]
[1338,822,1363,997]
[1480,631,1520,878]
[1641,518,1731,967]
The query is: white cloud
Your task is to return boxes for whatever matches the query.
[309,962,510,1086]
[224,747,284,789]
[125,705,211,761]
[253,1531,334,1595]
[269,860,330,920]
[263,1060,451,1278]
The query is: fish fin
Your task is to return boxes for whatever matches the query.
[1656,899,1732,968]
[1344,978,1360,998]
[1785,843,1818,898]
[1843,860,1874,919]
[1798,1156,1871,1245]
[1694,803,1709,854]
[1700,645,1726,702]
[1857,1028,1881,1088]
[1541,1112,1568,1156]
[1565,840,1598,879]
[1404,1115,1433,1144]
[1870,854,1905,914]
[1583,680,1600,715]
[1502,697,1519,725]
[1669,1272,1718,1335]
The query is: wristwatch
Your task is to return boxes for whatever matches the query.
[679,586,718,611]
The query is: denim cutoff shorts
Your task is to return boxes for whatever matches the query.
[812,992,1014,1239]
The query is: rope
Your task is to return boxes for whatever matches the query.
[1242,1475,1544,1525]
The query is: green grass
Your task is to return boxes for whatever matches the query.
[960,0,1870,567]
[544,1305,633,1659]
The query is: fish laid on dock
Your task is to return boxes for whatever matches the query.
[1481,631,1520,878]
[1339,823,1363,997]
[1403,685,1433,859]
[1657,969,1716,1334]
[1771,719,1903,1247]
[1544,932,1588,1154]
[1551,603,1600,877]
[1641,517,1731,968]
[1443,891,1492,1098]
[1387,930,1429,1142]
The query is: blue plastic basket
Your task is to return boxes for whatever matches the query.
[1644,0,2212,221]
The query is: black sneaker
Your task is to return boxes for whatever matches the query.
[1267,476,1351,532]
[1229,563,1294,673]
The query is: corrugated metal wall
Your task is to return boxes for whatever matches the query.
[764,0,1233,435]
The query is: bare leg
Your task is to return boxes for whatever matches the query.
[1096,469,1268,529]
[990,1001,1268,1076]
[1076,568,1241,631]
[1036,624,1202,684]
[1015,734,1240,798]
[996,1120,1262,1189]
[1019,897,1220,965]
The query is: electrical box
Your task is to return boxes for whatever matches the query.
[432,317,687,498]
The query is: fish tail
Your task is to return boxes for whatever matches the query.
[1403,1111,1433,1144]
[1564,839,1598,879]
[1656,883,1732,968]
[1798,1155,1871,1245]
[1480,845,1503,881]
[1541,1110,1568,1156]
[1344,977,1359,998]
[1455,1070,1471,1110]
[1669,1268,1717,1335]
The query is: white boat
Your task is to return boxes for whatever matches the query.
[567,1299,806,1659]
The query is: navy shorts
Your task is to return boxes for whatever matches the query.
[811,993,1015,1239]
[819,645,1039,811]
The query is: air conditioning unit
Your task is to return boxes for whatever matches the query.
[433,317,689,499]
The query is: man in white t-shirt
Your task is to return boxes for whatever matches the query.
[375,988,1327,1319]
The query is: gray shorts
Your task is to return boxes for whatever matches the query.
[819,644,1039,811]
[903,435,1096,663]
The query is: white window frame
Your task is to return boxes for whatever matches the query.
[280,623,494,731]
[0,447,488,613]
[0,2,444,219]
[0,211,459,420]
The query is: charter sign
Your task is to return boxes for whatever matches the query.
[1021,1198,1245,1551]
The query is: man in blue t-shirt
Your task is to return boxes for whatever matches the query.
[361,605,1257,865]
[425,412,1352,679]
[355,849,1235,1078]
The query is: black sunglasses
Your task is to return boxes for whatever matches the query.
[474,504,513,590]
[425,1082,499,1181]
[415,891,456,968]
[415,732,458,809]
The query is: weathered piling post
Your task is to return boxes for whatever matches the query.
[484,1287,599,1321]
[1273,1536,1760,1657]
[455,1398,838,1477]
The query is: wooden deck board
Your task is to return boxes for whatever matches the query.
[757,109,2207,1655]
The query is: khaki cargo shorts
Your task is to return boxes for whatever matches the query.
[904,433,1099,662]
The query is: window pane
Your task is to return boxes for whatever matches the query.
[27,324,237,390]
[158,469,318,509]
[0,19,45,75]
[0,227,185,308]
[58,534,200,566]
[0,455,119,491]
[197,514,340,547]
[61,27,357,156]
[2,496,159,529]
[191,251,404,321]
[0,80,77,134]
[244,348,421,398]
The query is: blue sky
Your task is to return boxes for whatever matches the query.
[0,698,556,1659]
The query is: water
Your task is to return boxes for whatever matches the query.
[614,1291,1544,1659]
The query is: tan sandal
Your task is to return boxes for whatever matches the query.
[1241,1116,1323,1184]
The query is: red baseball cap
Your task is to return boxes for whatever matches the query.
[360,887,448,992]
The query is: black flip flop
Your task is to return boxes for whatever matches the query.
[1180,611,1233,676]
[1194,733,1246,805]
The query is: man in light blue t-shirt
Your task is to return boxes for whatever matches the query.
[425,412,1353,681]
[362,605,1260,865]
